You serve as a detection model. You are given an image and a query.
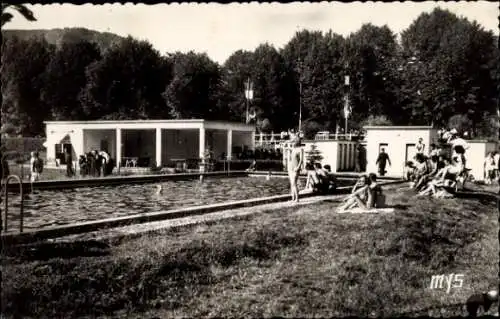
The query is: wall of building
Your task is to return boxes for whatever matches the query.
[83,129,117,158]
[206,130,228,159]
[162,129,199,164]
[365,127,437,177]
[45,124,85,162]
[465,141,498,181]
[302,140,357,172]
[232,131,254,151]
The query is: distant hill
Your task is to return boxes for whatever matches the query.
[1,28,124,52]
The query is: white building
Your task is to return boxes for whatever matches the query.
[364,125,498,180]
[364,126,438,177]
[43,120,255,167]
[301,140,358,172]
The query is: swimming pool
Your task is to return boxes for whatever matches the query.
[3,177,356,232]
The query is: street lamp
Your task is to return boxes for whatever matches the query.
[244,78,254,123]
[296,58,304,134]
[344,75,351,135]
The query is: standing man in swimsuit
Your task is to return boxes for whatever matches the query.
[287,135,303,202]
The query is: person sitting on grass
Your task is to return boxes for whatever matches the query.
[439,155,465,184]
[305,161,319,190]
[367,173,386,209]
[322,164,337,193]
[411,153,430,188]
[311,163,337,194]
[414,155,441,191]
[418,158,456,197]
[338,175,370,211]
[404,161,416,182]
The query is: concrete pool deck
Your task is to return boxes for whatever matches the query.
[3,171,248,192]
[1,179,405,245]
[3,170,400,192]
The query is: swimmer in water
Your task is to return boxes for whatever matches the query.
[266,171,271,181]
[155,184,163,195]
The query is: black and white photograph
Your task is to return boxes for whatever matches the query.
[1,1,499,317]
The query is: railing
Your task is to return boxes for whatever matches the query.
[3,175,25,233]
[254,132,365,146]
[314,132,364,141]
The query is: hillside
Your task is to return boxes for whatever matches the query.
[1,28,124,52]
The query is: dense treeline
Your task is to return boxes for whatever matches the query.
[1,8,498,139]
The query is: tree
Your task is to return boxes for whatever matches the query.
[251,43,296,132]
[41,40,102,120]
[400,8,499,132]
[221,50,257,122]
[1,36,55,136]
[79,36,170,120]
[163,51,223,120]
[305,142,323,163]
[1,3,36,27]
[344,24,400,125]
[361,115,393,127]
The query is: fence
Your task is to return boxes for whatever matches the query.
[1,137,46,161]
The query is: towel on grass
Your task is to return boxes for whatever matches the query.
[338,207,395,214]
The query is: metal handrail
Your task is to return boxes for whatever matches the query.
[3,175,24,233]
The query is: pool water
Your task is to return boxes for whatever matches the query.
[3,177,355,232]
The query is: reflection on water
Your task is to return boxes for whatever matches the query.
[4,177,354,231]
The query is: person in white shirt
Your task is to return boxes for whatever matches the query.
[493,151,500,180]
[30,151,43,182]
[416,137,425,155]
[484,152,496,185]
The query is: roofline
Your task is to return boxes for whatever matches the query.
[363,126,435,130]
[44,119,254,127]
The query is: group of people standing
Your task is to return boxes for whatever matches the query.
[78,150,114,177]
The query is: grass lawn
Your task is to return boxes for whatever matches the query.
[1,184,498,318]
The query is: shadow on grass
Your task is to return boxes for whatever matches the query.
[1,225,309,318]
[2,240,111,262]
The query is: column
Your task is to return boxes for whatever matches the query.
[227,129,233,160]
[199,127,206,159]
[116,128,122,167]
[155,128,162,167]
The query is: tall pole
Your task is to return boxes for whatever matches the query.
[245,78,249,123]
[297,57,303,134]
[344,75,350,135]
[299,80,302,133]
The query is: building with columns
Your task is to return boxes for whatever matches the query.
[43,120,255,167]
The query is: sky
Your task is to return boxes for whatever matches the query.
[4,1,499,64]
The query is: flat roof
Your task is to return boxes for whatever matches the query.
[44,119,252,126]
[363,126,434,130]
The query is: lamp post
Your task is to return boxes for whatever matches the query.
[296,58,304,134]
[344,75,351,135]
[244,78,254,123]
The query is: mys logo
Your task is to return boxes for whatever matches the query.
[429,273,464,293]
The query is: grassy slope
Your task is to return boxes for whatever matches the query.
[1,185,498,318]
